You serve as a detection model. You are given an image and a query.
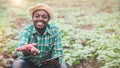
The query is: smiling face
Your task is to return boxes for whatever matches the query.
[32,9,50,29]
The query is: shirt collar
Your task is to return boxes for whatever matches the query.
[32,24,38,34]
[44,24,52,35]
[32,23,52,35]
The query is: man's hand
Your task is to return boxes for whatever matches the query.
[16,43,40,56]
[31,46,40,55]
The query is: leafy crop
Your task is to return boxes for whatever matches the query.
[0,23,18,68]
[58,13,120,68]
[50,3,120,67]
[0,0,120,68]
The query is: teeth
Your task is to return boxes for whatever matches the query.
[37,22,43,25]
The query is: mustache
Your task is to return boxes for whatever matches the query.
[35,21,45,24]
[36,20,44,22]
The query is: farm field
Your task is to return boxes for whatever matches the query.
[0,0,120,68]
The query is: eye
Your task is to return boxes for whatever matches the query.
[34,14,39,18]
[42,15,48,19]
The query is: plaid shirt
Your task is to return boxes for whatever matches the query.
[17,23,63,66]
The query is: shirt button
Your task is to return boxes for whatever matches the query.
[32,35,34,38]
[46,51,48,53]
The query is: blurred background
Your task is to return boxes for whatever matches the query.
[0,0,120,68]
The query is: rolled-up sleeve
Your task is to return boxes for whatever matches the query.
[52,30,63,63]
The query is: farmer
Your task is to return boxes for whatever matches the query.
[11,3,68,68]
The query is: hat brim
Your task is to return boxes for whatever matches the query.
[28,4,53,19]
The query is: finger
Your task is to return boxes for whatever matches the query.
[25,43,28,45]
[34,49,40,54]
[16,46,26,51]
[32,43,37,46]
[32,52,37,56]
[33,53,36,56]
[37,50,40,53]
[31,50,36,55]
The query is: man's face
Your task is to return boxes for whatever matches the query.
[32,10,49,29]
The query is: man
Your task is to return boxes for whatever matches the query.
[11,3,68,68]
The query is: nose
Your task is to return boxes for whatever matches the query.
[38,16,43,20]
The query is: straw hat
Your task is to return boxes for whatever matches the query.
[28,3,53,19]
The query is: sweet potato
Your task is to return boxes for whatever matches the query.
[16,43,40,55]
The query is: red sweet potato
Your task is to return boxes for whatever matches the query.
[16,43,40,55]
[16,43,36,51]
